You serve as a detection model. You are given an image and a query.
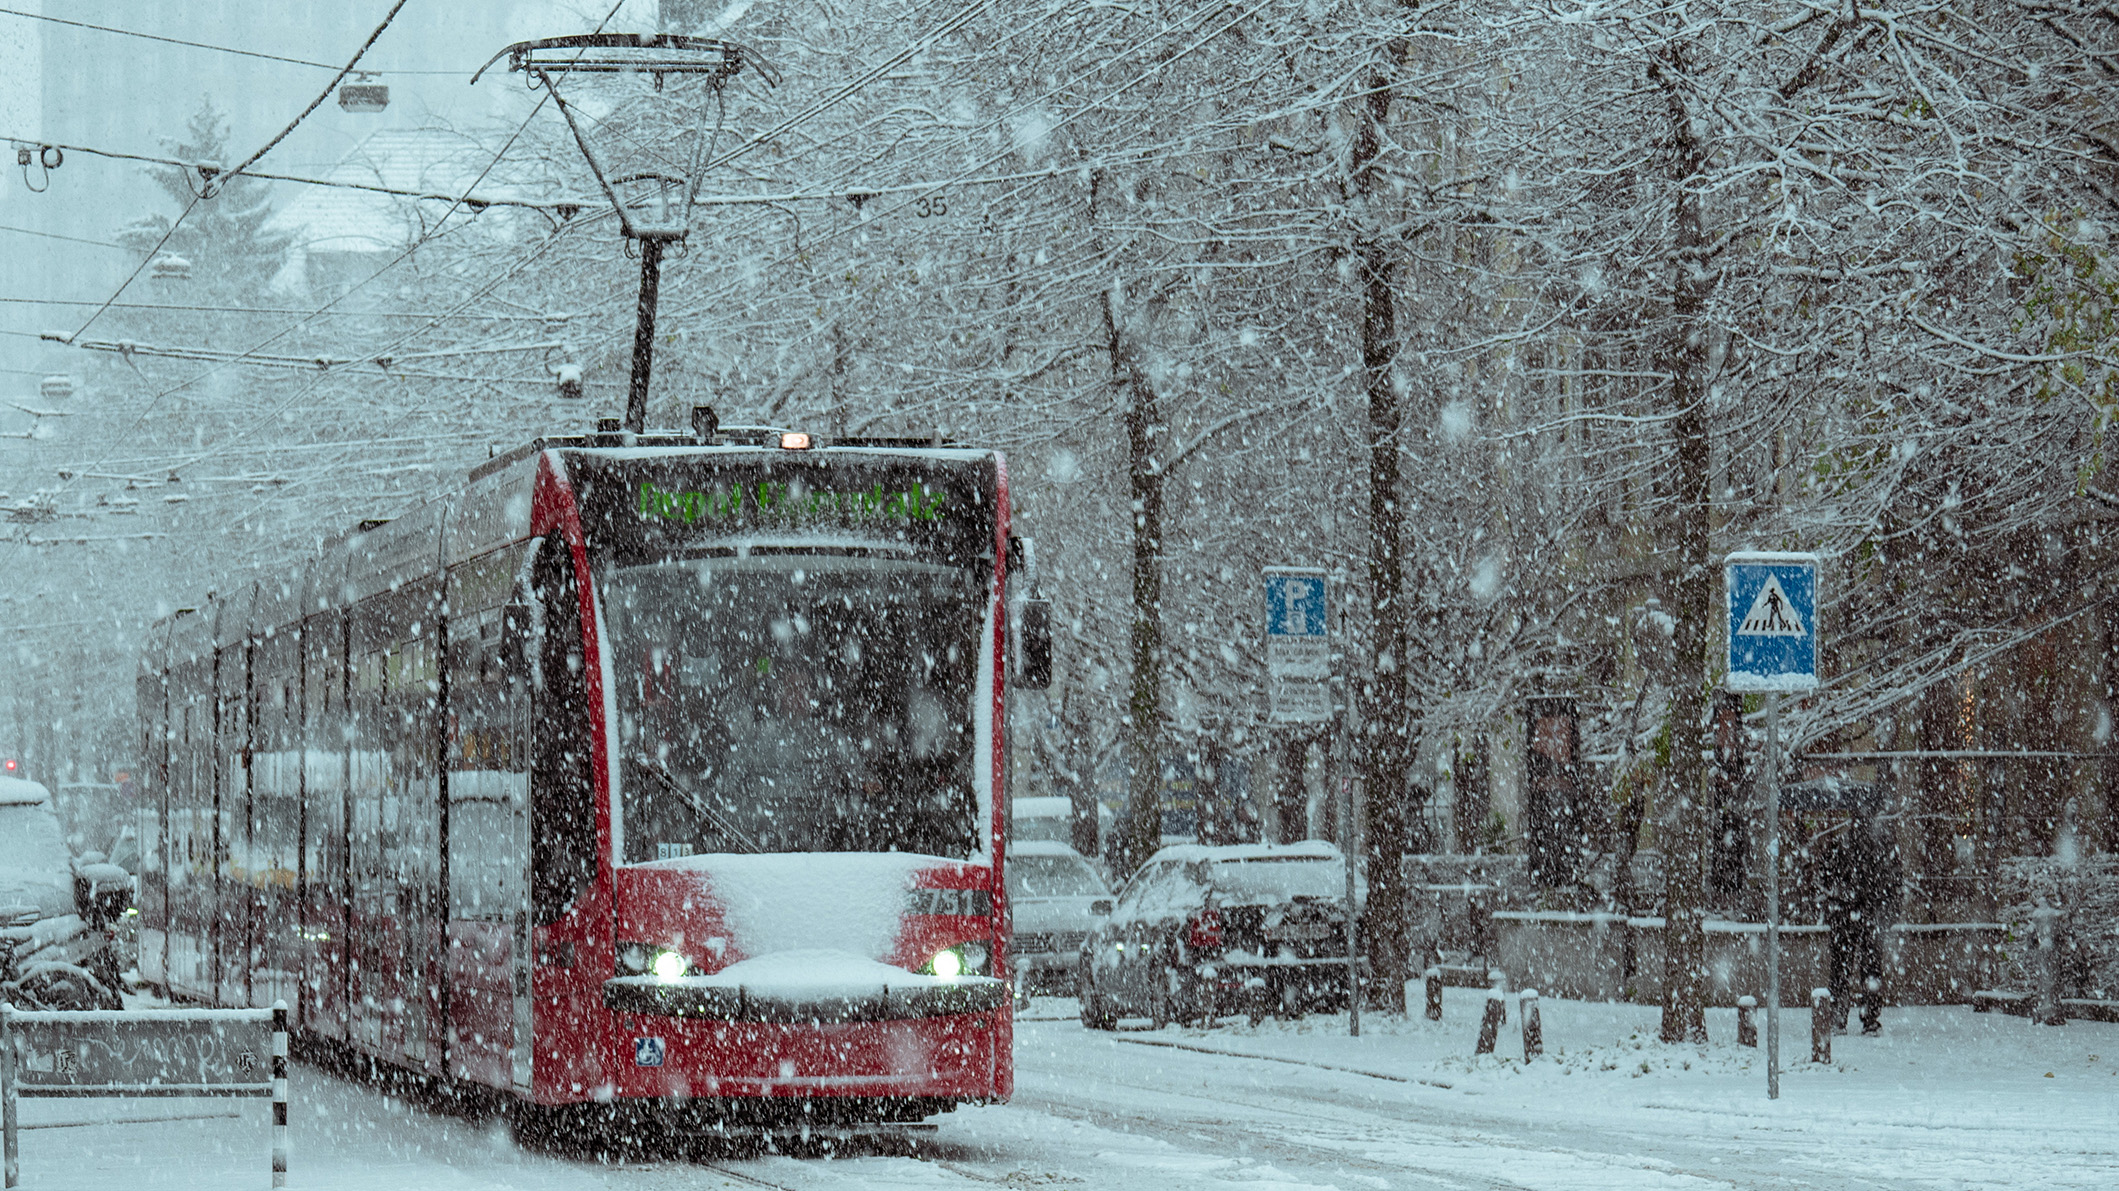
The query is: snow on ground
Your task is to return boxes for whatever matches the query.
[9,989,2115,1190]
[1002,988,2119,1190]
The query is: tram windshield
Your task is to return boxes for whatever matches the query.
[602,552,985,861]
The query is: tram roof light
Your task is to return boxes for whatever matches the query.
[778,432,812,451]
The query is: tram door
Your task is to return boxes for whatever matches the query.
[349,581,445,1068]
[443,544,534,1090]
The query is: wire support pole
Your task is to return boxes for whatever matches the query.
[626,235,668,435]
[1765,692,1781,1102]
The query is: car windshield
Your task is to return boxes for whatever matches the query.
[603,552,986,861]
[1209,857,1346,901]
[0,804,68,890]
[1008,854,1104,899]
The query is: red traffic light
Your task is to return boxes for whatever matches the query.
[3,758,16,772]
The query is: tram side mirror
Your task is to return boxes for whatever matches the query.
[1015,598,1053,690]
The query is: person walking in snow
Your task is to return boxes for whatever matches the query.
[1820,813,1901,1036]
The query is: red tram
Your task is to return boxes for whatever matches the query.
[133,425,1046,1126]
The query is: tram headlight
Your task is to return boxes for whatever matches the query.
[924,941,992,979]
[617,941,692,981]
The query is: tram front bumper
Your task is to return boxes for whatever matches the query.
[603,972,1009,1022]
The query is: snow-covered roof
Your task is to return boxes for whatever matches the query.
[0,775,52,806]
[265,128,525,256]
[1146,840,1342,865]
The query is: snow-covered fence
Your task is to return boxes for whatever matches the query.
[0,1002,287,1188]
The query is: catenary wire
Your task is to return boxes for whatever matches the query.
[63,0,415,344]
[0,5,454,73]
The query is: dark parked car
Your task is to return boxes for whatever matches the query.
[1078,841,1363,1029]
[1006,841,1111,995]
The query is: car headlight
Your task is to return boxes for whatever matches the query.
[617,941,692,981]
[924,941,992,979]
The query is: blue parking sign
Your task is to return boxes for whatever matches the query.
[1265,572,1327,638]
[633,1036,666,1068]
[1725,552,1818,693]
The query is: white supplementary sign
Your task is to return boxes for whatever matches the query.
[1264,567,1331,724]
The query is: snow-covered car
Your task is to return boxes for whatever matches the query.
[1006,841,1111,995]
[1078,841,1364,1029]
[0,775,126,1009]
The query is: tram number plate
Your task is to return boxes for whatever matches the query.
[633,1036,666,1067]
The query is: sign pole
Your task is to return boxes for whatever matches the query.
[1342,765,1360,1038]
[1724,550,1818,1103]
[1764,695,1781,1101]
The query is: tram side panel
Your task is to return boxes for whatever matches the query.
[135,620,173,992]
[168,642,215,1001]
[251,620,304,1012]
[348,603,392,1052]
[300,608,351,1041]
[212,624,251,1009]
[524,527,610,1105]
[394,577,447,1075]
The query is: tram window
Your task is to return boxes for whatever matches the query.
[530,539,596,924]
[603,553,983,861]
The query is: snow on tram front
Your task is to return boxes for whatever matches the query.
[134,427,1045,1130]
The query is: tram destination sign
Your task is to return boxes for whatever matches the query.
[1264,567,1331,724]
[1725,551,1819,694]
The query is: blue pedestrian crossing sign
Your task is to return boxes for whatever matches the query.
[633,1036,666,1067]
[1725,552,1818,693]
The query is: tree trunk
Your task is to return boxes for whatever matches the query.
[1651,42,1714,1046]
[1353,58,1413,1014]
[1103,283,1167,880]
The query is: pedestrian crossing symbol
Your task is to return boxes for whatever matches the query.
[1737,575,1806,637]
[1725,552,1818,693]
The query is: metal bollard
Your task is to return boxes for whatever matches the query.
[3,1002,17,1191]
[1811,988,1833,1064]
[272,1000,289,1188]
[1475,989,1505,1056]
[2032,905,2068,1027]
[1520,989,1543,1060]
[1488,969,1507,1023]
[1736,995,1757,1047]
[1424,967,1444,1021]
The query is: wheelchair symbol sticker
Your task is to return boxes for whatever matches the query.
[633,1036,666,1067]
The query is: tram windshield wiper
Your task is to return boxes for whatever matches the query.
[635,756,764,856]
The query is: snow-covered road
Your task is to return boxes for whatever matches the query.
[12,990,2116,1190]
